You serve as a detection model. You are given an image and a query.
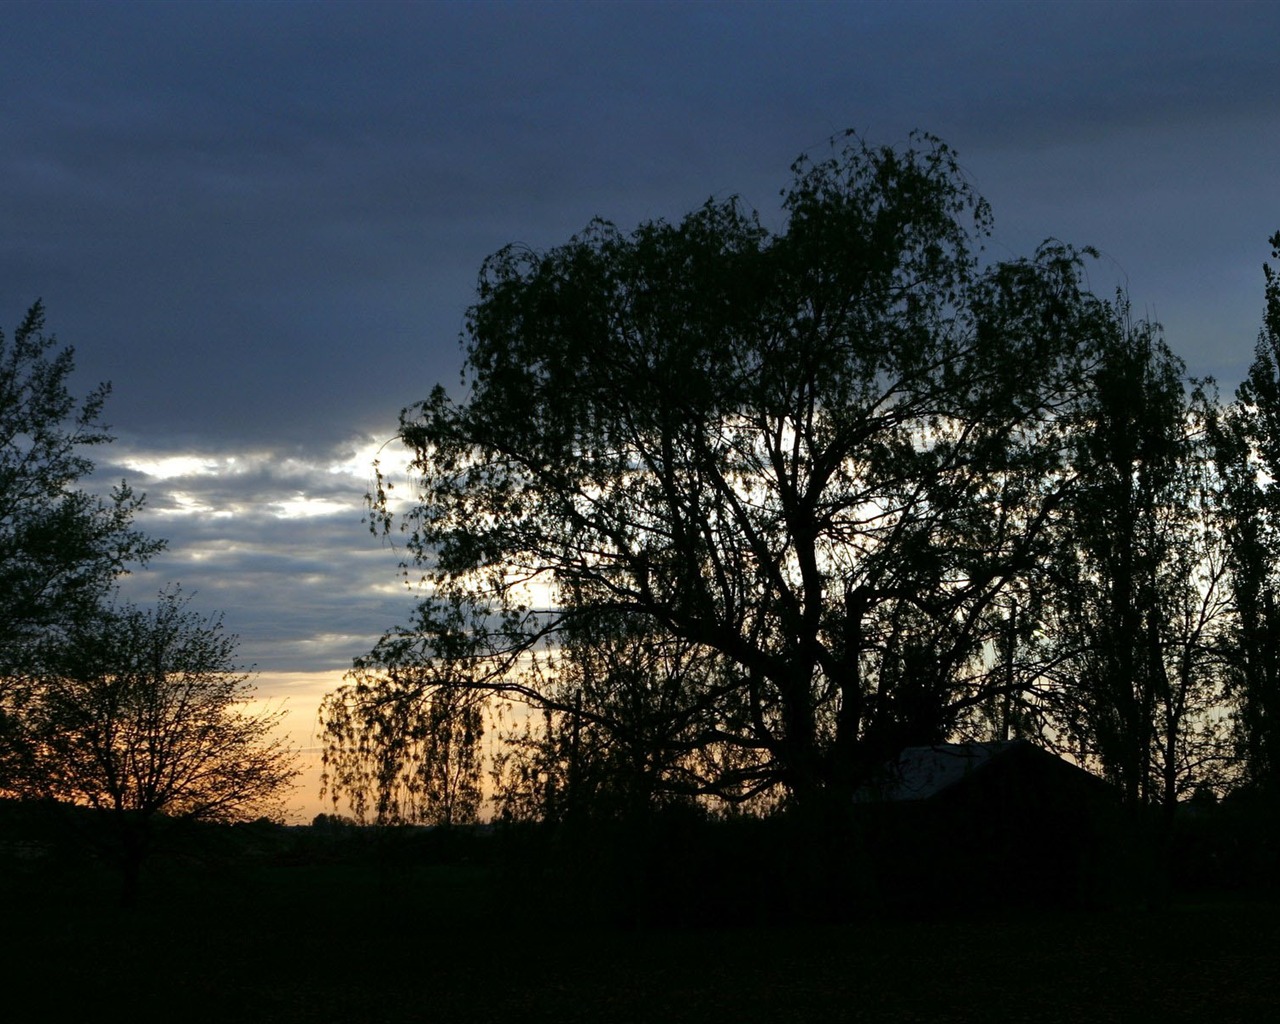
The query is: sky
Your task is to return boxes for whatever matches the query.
[3,0,1278,820]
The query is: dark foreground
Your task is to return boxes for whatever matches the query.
[2,845,1277,1024]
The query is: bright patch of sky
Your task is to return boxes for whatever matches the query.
[269,494,351,520]
[98,433,420,689]
[118,454,225,479]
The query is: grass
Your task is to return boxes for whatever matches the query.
[2,850,1277,1023]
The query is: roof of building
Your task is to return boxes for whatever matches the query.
[854,739,1077,803]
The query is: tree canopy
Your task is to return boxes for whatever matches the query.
[320,132,1280,827]
[0,301,161,673]
[20,589,298,823]
[1214,231,1280,796]
[1,302,163,788]
[325,132,1134,816]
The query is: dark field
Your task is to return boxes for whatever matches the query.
[3,844,1278,1024]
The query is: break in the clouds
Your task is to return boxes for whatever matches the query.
[97,434,419,676]
[4,0,1280,689]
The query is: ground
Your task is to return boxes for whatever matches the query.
[2,849,1276,1023]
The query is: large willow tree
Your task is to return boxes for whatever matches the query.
[324,132,1114,817]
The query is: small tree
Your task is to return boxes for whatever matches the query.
[22,590,299,899]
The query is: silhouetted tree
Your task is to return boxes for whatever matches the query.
[1049,305,1230,814]
[19,590,298,900]
[1216,231,1280,796]
[343,132,1114,816]
[0,302,161,786]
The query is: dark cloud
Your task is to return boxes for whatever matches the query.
[5,0,1280,684]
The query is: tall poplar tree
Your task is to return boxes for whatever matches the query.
[1052,303,1229,812]
[1216,232,1280,795]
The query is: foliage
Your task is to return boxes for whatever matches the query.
[323,129,1280,824]
[19,590,298,825]
[0,301,162,789]
[3,589,299,902]
[0,301,160,670]
[1047,305,1231,809]
[1215,230,1280,794]
[487,611,766,822]
[336,131,1120,814]
[319,659,484,825]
